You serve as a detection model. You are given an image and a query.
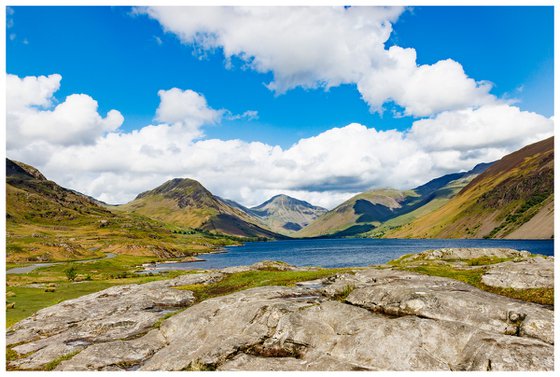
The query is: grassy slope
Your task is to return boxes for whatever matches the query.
[387,137,554,239]
[295,189,413,237]
[366,176,475,238]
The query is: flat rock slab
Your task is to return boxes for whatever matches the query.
[482,257,554,289]
[6,272,221,370]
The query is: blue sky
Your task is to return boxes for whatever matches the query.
[7,6,553,148]
[5,6,555,207]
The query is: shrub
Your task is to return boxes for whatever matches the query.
[64,266,78,282]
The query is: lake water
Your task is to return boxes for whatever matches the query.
[153,238,554,271]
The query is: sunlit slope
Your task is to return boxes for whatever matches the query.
[388,137,553,239]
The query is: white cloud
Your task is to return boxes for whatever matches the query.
[140,6,497,117]
[409,104,553,152]
[225,110,259,121]
[155,88,223,139]
[7,73,61,110]
[357,46,495,116]
[6,74,554,209]
[7,74,124,149]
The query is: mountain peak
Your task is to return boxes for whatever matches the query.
[253,194,324,211]
[248,194,327,234]
[135,178,209,201]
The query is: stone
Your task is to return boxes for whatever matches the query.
[482,256,554,289]
[397,247,532,263]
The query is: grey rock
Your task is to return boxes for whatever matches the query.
[398,247,531,262]
[221,260,298,274]
[6,277,203,370]
[55,329,166,371]
[342,269,553,345]
[7,254,554,372]
[482,256,554,289]
[143,271,223,288]
[135,282,552,371]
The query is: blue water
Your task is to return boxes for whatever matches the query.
[154,238,554,271]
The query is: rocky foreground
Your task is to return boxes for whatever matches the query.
[6,249,554,371]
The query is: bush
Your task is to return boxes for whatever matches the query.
[64,266,78,282]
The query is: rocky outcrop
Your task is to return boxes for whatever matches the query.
[482,256,554,289]
[396,247,531,263]
[6,250,555,371]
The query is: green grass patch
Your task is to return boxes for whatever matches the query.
[6,281,115,328]
[404,264,484,287]
[465,256,512,266]
[5,253,204,328]
[176,269,347,303]
[42,350,82,371]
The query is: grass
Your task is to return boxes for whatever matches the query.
[5,254,200,328]
[176,268,348,303]
[332,284,355,302]
[42,350,82,371]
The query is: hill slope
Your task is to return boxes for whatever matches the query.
[117,178,283,239]
[296,163,491,238]
[6,159,241,263]
[245,194,327,235]
[388,137,554,239]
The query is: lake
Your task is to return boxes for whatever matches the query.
[152,238,554,271]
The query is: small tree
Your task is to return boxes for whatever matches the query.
[64,266,78,282]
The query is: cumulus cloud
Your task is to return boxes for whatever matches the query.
[6,74,554,209]
[357,46,495,116]
[7,74,124,149]
[140,6,497,117]
[155,87,223,139]
[138,6,402,93]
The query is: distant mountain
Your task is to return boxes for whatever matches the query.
[118,178,284,239]
[244,194,327,235]
[295,163,492,238]
[389,137,553,239]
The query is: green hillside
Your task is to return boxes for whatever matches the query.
[388,137,554,239]
[6,159,242,263]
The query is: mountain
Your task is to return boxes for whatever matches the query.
[6,158,112,224]
[6,159,241,263]
[388,137,553,239]
[295,163,492,238]
[117,178,284,239]
[245,194,327,235]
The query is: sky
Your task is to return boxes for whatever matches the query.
[5,5,555,208]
